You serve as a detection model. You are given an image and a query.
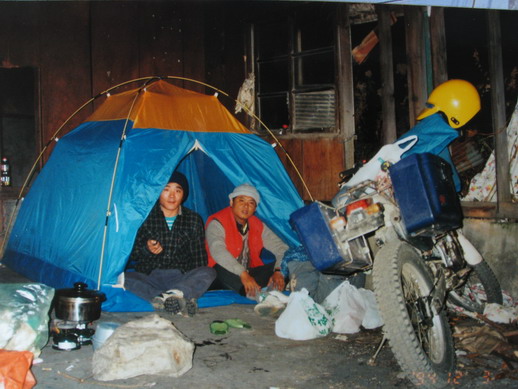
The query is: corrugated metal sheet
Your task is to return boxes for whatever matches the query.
[451,138,486,173]
[293,90,335,131]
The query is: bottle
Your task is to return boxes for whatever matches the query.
[1,157,11,187]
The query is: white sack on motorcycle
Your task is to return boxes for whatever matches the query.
[343,135,418,188]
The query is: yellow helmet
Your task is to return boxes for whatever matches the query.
[416,79,481,129]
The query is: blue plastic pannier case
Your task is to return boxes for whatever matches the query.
[289,202,344,271]
[389,153,463,236]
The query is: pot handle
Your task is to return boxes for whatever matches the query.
[74,282,88,291]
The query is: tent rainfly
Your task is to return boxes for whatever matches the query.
[2,79,304,311]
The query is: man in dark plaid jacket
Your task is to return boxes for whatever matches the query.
[125,171,216,316]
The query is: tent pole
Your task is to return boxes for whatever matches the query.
[96,86,144,290]
[0,76,163,257]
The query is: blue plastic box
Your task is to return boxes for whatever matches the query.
[289,202,344,271]
[389,153,462,236]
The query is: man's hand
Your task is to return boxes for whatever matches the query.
[240,270,261,297]
[268,271,285,291]
[147,239,163,255]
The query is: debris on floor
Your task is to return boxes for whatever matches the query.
[452,311,518,384]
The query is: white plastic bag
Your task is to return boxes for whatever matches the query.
[345,135,418,187]
[275,288,331,340]
[323,281,383,334]
[0,283,55,357]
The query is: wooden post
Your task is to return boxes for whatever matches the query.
[336,3,355,169]
[429,7,448,87]
[404,6,428,126]
[377,6,396,144]
[487,10,511,208]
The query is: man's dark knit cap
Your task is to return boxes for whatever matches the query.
[168,171,189,202]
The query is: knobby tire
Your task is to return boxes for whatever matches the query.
[447,260,503,313]
[373,241,455,389]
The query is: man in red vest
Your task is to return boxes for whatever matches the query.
[206,184,287,298]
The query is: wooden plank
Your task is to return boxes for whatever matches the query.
[38,2,92,157]
[137,2,185,81]
[0,3,41,67]
[463,202,518,220]
[275,138,306,199]
[487,11,511,205]
[180,1,205,93]
[429,7,448,86]
[404,6,427,126]
[336,3,355,170]
[377,6,397,144]
[302,138,344,201]
[90,1,140,100]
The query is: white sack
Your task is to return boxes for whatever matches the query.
[92,314,194,381]
[275,288,331,341]
[323,281,383,334]
[345,135,418,187]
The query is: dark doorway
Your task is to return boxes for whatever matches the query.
[0,67,39,188]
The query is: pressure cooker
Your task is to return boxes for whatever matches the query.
[53,282,106,323]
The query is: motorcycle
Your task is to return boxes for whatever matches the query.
[290,151,502,388]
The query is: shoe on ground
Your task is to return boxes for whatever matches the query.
[164,295,186,315]
[152,289,184,312]
[185,298,198,317]
[151,296,166,310]
[254,294,286,317]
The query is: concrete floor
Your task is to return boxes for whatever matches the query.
[1,263,516,389]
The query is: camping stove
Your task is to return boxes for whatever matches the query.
[51,319,95,351]
[51,282,105,351]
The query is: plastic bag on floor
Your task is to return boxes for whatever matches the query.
[0,349,36,389]
[275,288,331,340]
[323,281,383,334]
[0,283,55,357]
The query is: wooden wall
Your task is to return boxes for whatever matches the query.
[275,138,345,202]
[0,1,345,202]
[0,1,205,157]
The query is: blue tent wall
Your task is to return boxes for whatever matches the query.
[3,118,304,311]
[3,121,123,290]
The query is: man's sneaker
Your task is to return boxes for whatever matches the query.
[151,296,166,310]
[185,298,198,317]
[254,294,286,317]
[153,289,184,313]
[164,295,186,315]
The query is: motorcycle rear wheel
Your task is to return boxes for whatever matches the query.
[373,241,455,388]
[447,260,503,313]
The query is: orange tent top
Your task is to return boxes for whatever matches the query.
[87,80,251,133]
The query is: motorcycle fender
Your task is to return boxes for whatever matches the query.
[457,231,483,266]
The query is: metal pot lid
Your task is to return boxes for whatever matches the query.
[55,282,106,302]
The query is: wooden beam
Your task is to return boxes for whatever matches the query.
[404,6,428,126]
[487,11,511,206]
[463,202,518,220]
[429,7,448,86]
[377,6,396,144]
[336,3,355,169]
